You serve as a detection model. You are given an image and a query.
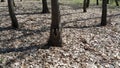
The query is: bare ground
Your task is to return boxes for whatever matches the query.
[0,1,120,68]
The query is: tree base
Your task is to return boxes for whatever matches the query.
[41,10,50,14]
[46,38,63,47]
[83,10,87,13]
[41,40,63,49]
[12,24,19,29]
[101,22,107,26]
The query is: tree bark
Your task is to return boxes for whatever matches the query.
[86,0,90,8]
[13,0,16,7]
[83,0,87,12]
[41,0,49,13]
[8,0,19,28]
[47,0,62,47]
[101,0,107,26]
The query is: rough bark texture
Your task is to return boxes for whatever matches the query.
[101,0,107,26]
[41,0,49,13]
[8,0,19,28]
[47,0,62,47]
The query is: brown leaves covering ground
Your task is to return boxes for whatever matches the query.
[0,1,120,68]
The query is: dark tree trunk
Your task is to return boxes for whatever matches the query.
[41,0,49,13]
[47,0,62,47]
[107,0,109,4]
[86,0,90,8]
[1,0,5,2]
[8,0,19,28]
[101,0,107,26]
[115,0,119,6]
[83,0,87,12]
[96,0,99,5]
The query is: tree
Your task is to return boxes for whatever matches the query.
[86,0,90,8]
[13,0,16,7]
[101,0,107,26]
[47,0,62,47]
[41,0,49,13]
[115,0,119,6]
[83,0,87,12]
[96,0,99,5]
[107,0,109,4]
[7,0,19,28]
[1,0,5,2]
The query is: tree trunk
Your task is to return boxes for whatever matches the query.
[83,0,87,12]
[13,0,16,7]
[1,0,5,2]
[101,0,107,26]
[96,0,99,5]
[107,0,109,4]
[41,0,49,13]
[47,0,62,47]
[115,0,119,6]
[8,0,19,28]
[86,0,90,8]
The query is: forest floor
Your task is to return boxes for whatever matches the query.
[0,1,120,68]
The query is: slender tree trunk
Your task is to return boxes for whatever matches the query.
[107,0,109,4]
[96,0,99,5]
[41,0,49,13]
[8,0,19,28]
[86,0,90,8]
[83,0,87,12]
[115,0,119,6]
[47,0,62,47]
[101,0,107,26]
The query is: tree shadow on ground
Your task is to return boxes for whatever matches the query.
[61,13,120,27]
[0,43,52,67]
[0,26,53,67]
[0,26,51,53]
[61,11,83,16]
[0,27,55,67]
[0,26,13,31]
[63,24,101,29]
[0,13,120,54]
[59,3,83,10]
[0,43,51,54]
[0,10,82,17]
[16,12,44,15]
[0,12,50,17]
[60,2,120,11]
[0,26,50,42]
